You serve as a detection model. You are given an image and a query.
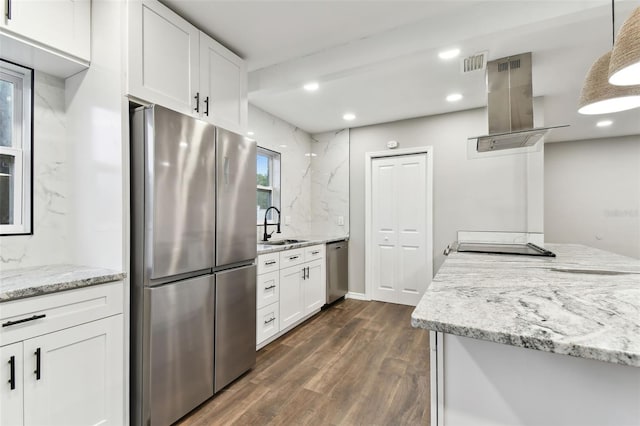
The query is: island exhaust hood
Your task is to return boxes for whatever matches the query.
[469,52,568,152]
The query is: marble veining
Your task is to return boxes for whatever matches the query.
[310,129,350,236]
[411,244,640,367]
[249,105,313,240]
[0,264,126,302]
[257,236,348,255]
[0,72,72,268]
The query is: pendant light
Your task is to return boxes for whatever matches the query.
[609,6,640,86]
[578,1,640,115]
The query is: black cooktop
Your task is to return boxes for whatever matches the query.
[456,242,556,257]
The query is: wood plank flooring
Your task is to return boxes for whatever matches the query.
[177,299,431,426]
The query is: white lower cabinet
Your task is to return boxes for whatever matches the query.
[0,282,124,426]
[256,245,326,348]
[256,302,279,344]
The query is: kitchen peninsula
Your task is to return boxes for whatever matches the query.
[412,244,640,426]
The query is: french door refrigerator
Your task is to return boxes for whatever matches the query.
[131,105,257,426]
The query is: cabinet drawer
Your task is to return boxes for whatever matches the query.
[257,252,280,275]
[0,281,123,346]
[279,248,305,268]
[257,271,279,310]
[304,244,325,261]
[256,302,279,345]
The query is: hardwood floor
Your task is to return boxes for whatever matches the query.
[178,299,431,426]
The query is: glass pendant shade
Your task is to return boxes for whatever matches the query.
[578,51,640,114]
[609,7,640,86]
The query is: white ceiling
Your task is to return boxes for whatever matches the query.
[163,0,640,141]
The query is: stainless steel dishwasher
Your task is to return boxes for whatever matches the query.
[326,240,348,304]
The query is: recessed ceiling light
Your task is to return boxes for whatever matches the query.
[438,48,460,60]
[247,131,255,136]
[596,119,613,127]
[446,93,463,102]
[279,144,288,148]
[305,153,317,157]
[303,82,319,91]
[343,113,356,121]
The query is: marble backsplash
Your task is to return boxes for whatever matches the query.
[249,105,313,240]
[310,129,349,236]
[0,72,72,269]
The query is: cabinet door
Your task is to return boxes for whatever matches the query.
[128,0,200,115]
[1,342,23,426]
[0,0,90,61]
[199,32,247,134]
[304,259,326,315]
[23,315,124,426]
[279,265,304,331]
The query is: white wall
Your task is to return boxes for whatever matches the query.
[249,104,313,240]
[65,0,126,271]
[349,107,544,294]
[0,72,73,269]
[310,129,349,237]
[545,135,640,259]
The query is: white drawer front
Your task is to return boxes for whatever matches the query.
[256,302,279,345]
[279,248,305,268]
[304,244,325,261]
[257,252,280,275]
[257,271,279,310]
[0,281,124,346]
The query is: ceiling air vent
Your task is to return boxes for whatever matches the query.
[461,51,488,73]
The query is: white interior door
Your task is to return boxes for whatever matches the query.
[370,153,431,306]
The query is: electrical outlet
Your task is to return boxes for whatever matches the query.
[285,216,291,225]
[337,216,345,226]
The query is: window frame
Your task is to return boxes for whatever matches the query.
[256,146,281,225]
[0,59,34,236]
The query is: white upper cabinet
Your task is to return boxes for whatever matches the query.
[128,0,200,116]
[0,0,91,76]
[199,32,247,133]
[128,0,248,134]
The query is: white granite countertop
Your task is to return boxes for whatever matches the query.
[0,264,126,302]
[411,244,640,367]
[257,235,348,255]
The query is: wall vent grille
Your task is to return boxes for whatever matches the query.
[461,51,488,73]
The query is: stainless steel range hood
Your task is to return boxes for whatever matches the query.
[470,52,568,153]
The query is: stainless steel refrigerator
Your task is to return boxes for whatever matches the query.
[130,105,257,426]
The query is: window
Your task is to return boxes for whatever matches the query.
[256,146,281,224]
[1,60,33,235]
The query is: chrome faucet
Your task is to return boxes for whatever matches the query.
[262,206,281,242]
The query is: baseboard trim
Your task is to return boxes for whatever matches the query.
[345,292,368,301]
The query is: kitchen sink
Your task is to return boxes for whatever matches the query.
[260,239,307,246]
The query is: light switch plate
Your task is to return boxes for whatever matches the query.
[337,216,345,226]
[285,216,291,225]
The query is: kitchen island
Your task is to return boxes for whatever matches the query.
[412,244,640,426]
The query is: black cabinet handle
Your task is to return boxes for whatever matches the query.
[311,251,320,255]
[8,356,15,390]
[264,285,276,290]
[34,348,41,380]
[265,260,276,266]
[289,255,299,260]
[204,96,209,116]
[194,92,200,113]
[3,314,46,328]
[264,317,275,325]
[301,268,306,280]
[306,267,310,279]
[6,0,11,20]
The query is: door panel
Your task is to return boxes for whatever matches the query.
[216,127,256,267]
[304,259,325,314]
[1,342,23,426]
[215,265,256,392]
[147,105,216,279]
[147,276,214,426]
[279,265,304,330]
[371,154,430,306]
[23,315,123,426]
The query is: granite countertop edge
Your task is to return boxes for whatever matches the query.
[1,266,126,303]
[411,315,640,368]
[257,236,349,254]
